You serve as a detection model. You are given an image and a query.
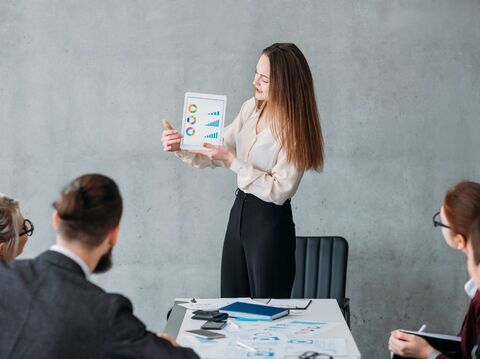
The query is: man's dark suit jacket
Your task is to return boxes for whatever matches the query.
[0,250,199,359]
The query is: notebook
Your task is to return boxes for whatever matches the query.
[219,302,289,321]
[392,330,461,359]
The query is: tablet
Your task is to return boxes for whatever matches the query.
[180,92,227,150]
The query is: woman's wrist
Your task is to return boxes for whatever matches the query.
[225,153,236,167]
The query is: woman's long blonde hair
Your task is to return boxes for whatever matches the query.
[0,193,21,262]
[257,43,324,171]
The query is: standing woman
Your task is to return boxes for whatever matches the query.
[162,43,324,298]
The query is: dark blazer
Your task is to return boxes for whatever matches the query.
[435,290,480,359]
[0,250,199,359]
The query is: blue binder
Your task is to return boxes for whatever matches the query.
[218,302,289,321]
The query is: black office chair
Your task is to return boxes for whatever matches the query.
[291,236,350,327]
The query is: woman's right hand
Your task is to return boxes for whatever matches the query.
[162,119,182,152]
[388,330,436,358]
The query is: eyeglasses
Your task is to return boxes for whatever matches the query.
[19,219,34,237]
[298,352,333,359]
[432,211,451,230]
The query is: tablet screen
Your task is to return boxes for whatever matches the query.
[180,92,227,150]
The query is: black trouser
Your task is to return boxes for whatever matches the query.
[220,189,296,298]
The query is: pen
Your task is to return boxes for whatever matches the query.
[418,324,427,332]
[236,340,256,352]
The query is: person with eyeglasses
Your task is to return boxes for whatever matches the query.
[0,193,33,262]
[389,181,480,358]
[462,202,480,359]
[161,43,325,298]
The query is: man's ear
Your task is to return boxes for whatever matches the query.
[455,233,467,252]
[52,211,60,229]
[107,225,119,247]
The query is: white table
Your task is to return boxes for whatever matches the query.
[164,299,361,359]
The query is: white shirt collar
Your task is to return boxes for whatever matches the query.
[50,244,91,280]
[465,278,477,299]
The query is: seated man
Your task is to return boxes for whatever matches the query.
[0,173,198,359]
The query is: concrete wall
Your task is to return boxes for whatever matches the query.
[1,1,479,357]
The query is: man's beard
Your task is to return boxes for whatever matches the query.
[93,248,113,274]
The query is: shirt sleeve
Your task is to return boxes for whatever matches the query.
[229,148,304,205]
[428,351,443,359]
[105,294,199,359]
[175,99,250,168]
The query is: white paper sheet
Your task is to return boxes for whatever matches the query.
[182,316,345,358]
[285,338,347,356]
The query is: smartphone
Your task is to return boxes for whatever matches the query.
[201,321,227,330]
[185,329,226,339]
[191,310,228,321]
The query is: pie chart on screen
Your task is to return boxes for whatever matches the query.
[186,116,197,125]
[188,104,198,113]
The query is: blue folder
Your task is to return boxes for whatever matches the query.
[219,302,289,321]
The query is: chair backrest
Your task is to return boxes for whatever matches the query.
[291,236,348,300]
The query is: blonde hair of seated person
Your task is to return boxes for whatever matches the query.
[0,193,25,261]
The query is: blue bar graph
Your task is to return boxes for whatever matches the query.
[205,120,220,127]
[208,111,220,116]
[205,132,219,139]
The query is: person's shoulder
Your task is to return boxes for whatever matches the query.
[234,97,258,125]
[1,256,39,280]
[241,97,257,114]
[243,96,256,107]
[62,283,134,329]
[0,256,50,307]
[92,290,135,318]
[0,258,18,282]
[100,291,148,338]
[104,292,134,309]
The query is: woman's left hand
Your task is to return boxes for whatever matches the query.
[388,330,436,358]
[190,143,236,167]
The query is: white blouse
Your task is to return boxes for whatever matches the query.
[176,97,304,205]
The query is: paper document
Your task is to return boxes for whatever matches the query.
[179,303,348,358]
[235,320,341,337]
[285,338,347,356]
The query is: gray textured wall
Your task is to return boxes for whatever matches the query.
[1,1,479,357]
